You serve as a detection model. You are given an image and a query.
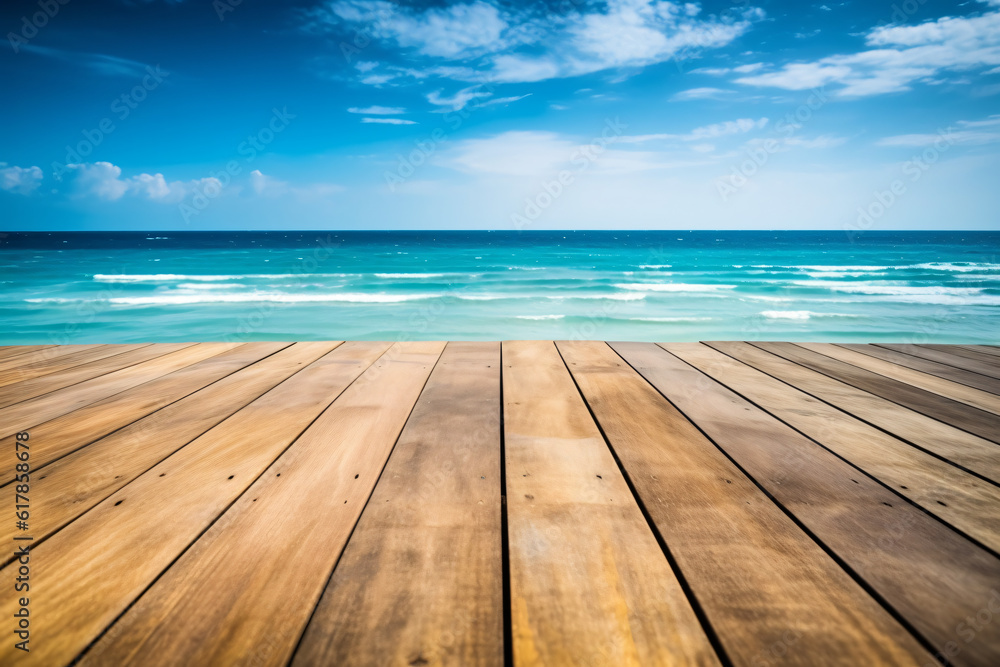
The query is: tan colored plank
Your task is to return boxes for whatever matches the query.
[841,344,1000,397]
[0,343,161,409]
[0,342,268,478]
[293,342,505,667]
[878,344,1000,381]
[804,344,1000,415]
[0,342,334,550]
[755,342,1000,444]
[664,342,1000,555]
[0,344,57,362]
[707,342,1000,484]
[623,342,1000,666]
[0,341,386,667]
[0,342,214,442]
[559,340,933,667]
[0,344,156,399]
[80,342,445,667]
[502,341,719,666]
[0,344,101,374]
[920,344,1000,373]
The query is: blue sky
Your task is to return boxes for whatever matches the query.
[1,0,999,230]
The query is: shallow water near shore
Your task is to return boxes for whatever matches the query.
[2,230,998,344]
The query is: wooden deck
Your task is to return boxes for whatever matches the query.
[1,341,999,666]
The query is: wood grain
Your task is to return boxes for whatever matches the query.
[0,343,101,375]
[293,342,505,667]
[877,344,1000,381]
[562,340,933,667]
[503,341,719,667]
[753,342,1000,444]
[627,342,1000,666]
[707,341,1000,484]
[837,343,1000,397]
[0,344,57,362]
[0,342,334,551]
[0,341,385,667]
[0,344,146,390]
[802,343,1000,414]
[664,342,1000,555]
[79,342,444,667]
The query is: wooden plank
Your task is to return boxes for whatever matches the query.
[920,344,1000,371]
[0,342,269,477]
[754,342,1000,444]
[559,340,932,667]
[622,342,1000,666]
[0,342,216,442]
[707,342,1000,484]
[79,342,445,667]
[0,344,57,362]
[0,342,333,550]
[0,343,101,374]
[960,345,1000,359]
[499,341,719,667]
[0,341,389,666]
[293,342,506,667]
[877,344,1000,381]
[805,344,1000,414]
[664,342,1000,555]
[0,344,123,389]
[840,343,1000,397]
[0,343,163,409]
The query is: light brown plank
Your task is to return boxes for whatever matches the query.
[920,344,1000,372]
[622,342,1000,666]
[80,342,445,667]
[0,342,226,457]
[0,344,57,362]
[0,342,333,551]
[559,340,934,667]
[0,341,269,478]
[707,341,1000,484]
[840,343,1000,397]
[804,344,1000,415]
[502,341,719,667]
[0,344,101,375]
[293,342,505,667]
[664,342,1000,555]
[754,342,1000,444]
[0,341,387,667]
[0,344,133,389]
[878,344,1000,381]
[0,343,158,409]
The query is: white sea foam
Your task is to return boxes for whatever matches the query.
[761,310,860,320]
[374,273,447,279]
[792,281,984,296]
[903,262,1000,273]
[615,283,735,292]
[631,316,715,322]
[515,314,566,320]
[93,273,349,283]
[638,264,672,269]
[29,292,437,305]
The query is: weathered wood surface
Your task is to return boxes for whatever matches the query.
[0,341,996,667]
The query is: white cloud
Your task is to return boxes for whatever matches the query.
[736,5,1000,96]
[0,163,43,195]
[361,117,418,125]
[671,87,735,101]
[618,117,768,143]
[426,85,493,110]
[347,105,406,114]
[310,1,765,85]
[64,162,222,203]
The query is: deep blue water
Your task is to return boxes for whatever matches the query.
[1,231,998,343]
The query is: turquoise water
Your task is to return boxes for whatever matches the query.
[1,231,998,344]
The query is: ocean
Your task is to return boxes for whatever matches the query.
[1,231,998,344]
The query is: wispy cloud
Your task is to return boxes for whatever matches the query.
[21,44,155,78]
[361,117,417,125]
[876,115,1000,146]
[618,118,769,144]
[671,87,736,101]
[347,105,406,115]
